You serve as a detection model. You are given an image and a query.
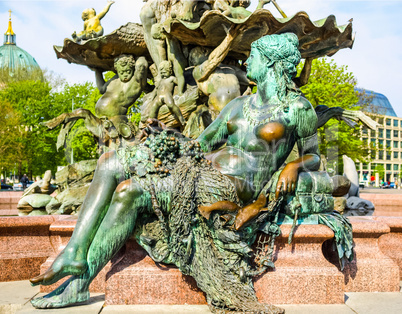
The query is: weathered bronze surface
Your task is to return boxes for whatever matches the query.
[32,31,354,313]
[33,2,361,312]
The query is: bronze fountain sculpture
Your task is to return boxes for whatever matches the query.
[33,1,377,312]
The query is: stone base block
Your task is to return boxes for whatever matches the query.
[255,224,344,304]
[0,216,56,281]
[106,224,344,305]
[361,194,402,217]
[326,217,400,292]
[0,254,48,282]
[375,217,402,280]
[105,240,206,305]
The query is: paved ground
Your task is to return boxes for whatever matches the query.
[1,281,401,314]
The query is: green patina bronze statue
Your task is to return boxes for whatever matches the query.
[30,33,353,313]
[44,55,149,150]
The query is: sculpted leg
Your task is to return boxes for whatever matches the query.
[167,37,187,95]
[30,151,125,286]
[31,178,146,309]
[148,99,163,120]
[140,1,165,69]
[165,95,186,127]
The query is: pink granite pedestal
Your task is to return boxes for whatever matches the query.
[254,224,344,304]
[325,217,400,292]
[105,224,344,306]
[0,216,56,281]
[0,191,23,216]
[105,239,207,305]
[361,194,402,217]
[375,216,402,280]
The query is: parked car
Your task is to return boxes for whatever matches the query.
[389,182,396,189]
[380,183,390,189]
[1,183,13,190]
[13,180,34,191]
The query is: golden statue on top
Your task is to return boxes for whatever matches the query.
[72,0,115,43]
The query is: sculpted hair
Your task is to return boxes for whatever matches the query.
[114,55,136,69]
[252,33,300,78]
[159,60,172,73]
[252,33,301,91]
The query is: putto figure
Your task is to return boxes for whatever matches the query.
[148,60,186,128]
[44,54,148,149]
[72,0,115,43]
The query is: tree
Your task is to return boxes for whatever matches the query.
[0,99,24,179]
[0,77,101,179]
[298,58,371,174]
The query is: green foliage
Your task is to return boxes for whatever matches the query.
[104,71,116,82]
[373,164,385,179]
[0,67,43,85]
[0,99,24,171]
[0,75,101,178]
[298,58,370,173]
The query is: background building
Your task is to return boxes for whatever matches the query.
[0,10,41,82]
[356,89,401,186]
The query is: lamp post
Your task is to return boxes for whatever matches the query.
[71,97,74,164]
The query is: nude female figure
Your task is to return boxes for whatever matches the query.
[30,33,319,310]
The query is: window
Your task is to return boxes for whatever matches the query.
[387,152,391,160]
[386,129,391,139]
[362,138,368,146]
[400,120,402,128]
[386,164,391,170]
[400,141,402,148]
[394,120,398,127]
[362,164,368,170]
[386,140,391,148]
[371,139,376,147]
[362,127,368,135]
[378,128,384,138]
[379,151,384,160]
[394,164,399,171]
[378,118,384,124]
[386,118,391,126]
[371,150,376,159]
[394,141,399,148]
[371,130,376,137]
[379,139,384,148]
[401,152,402,159]
[394,152,399,159]
[394,130,399,138]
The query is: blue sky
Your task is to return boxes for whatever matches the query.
[1,0,401,116]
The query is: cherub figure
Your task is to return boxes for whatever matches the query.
[148,60,186,128]
[72,0,115,43]
[44,55,149,150]
[94,54,148,119]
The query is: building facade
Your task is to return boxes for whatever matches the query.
[356,90,401,186]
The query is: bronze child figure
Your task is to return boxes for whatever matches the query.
[148,60,186,128]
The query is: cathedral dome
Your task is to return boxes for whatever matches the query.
[0,11,42,80]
